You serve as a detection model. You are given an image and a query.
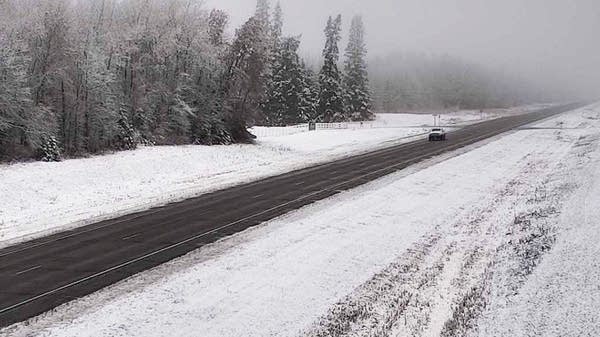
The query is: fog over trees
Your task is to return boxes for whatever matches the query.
[369,53,544,112]
[209,0,600,102]
[0,0,585,162]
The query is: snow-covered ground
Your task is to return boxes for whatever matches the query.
[0,106,539,246]
[0,127,423,246]
[250,104,552,138]
[375,103,553,128]
[2,103,599,337]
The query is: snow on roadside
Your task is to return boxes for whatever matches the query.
[0,105,550,246]
[471,123,600,336]
[375,103,554,128]
[256,127,426,154]
[2,104,596,337]
[0,126,424,246]
[249,104,554,139]
[303,104,600,337]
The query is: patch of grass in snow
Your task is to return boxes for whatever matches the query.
[509,209,558,285]
[440,266,493,337]
[306,130,600,337]
[303,235,441,337]
[458,133,600,336]
[440,186,561,337]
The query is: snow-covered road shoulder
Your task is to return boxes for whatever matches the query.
[3,103,599,337]
[0,123,423,246]
[0,106,539,246]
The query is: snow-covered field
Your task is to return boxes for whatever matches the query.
[0,127,424,246]
[0,106,539,246]
[375,103,553,128]
[250,104,552,138]
[2,103,599,337]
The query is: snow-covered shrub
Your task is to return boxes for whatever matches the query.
[193,114,233,146]
[39,136,61,162]
[116,111,137,151]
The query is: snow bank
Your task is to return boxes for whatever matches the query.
[4,104,596,337]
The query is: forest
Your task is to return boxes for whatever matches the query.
[0,0,544,162]
[0,0,373,161]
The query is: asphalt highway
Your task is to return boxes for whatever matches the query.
[0,103,585,327]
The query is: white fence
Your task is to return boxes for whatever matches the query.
[249,124,309,138]
[251,122,377,138]
[250,118,436,138]
[315,121,377,130]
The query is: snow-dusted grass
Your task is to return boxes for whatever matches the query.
[472,115,600,336]
[0,106,537,246]
[257,127,426,154]
[3,104,597,337]
[0,125,428,246]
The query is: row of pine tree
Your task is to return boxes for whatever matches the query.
[0,0,373,162]
[258,1,373,126]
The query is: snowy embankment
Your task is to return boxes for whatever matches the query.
[2,103,598,337]
[0,106,538,246]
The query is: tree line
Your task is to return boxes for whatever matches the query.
[0,0,373,162]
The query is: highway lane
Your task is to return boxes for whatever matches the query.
[0,103,585,327]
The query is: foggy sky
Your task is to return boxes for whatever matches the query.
[203,0,600,99]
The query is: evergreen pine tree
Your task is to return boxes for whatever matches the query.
[255,0,271,28]
[262,3,314,125]
[272,2,283,46]
[255,0,274,64]
[262,45,286,125]
[318,15,346,122]
[262,37,313,124]
[39,136,61,162]
[116,108,137,150]
[261,1,284,125]
[260,3,315,126]
[301,63,320,122]
[344,15,373,121]
[278,37,312,124]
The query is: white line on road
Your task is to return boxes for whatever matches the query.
[0,109,570,317]
[122,233,141,241]
[0,208,166,258]
[15,265,41,276]
[0,130,431,258]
